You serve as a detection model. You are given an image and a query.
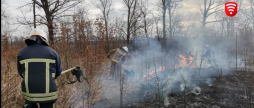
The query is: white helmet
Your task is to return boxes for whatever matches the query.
[122,46,128,52]
[27,28,49,45]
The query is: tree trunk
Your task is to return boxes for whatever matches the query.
[225,0,230,37]
[227,17,230,37]
[202,16,206,37]
[104,16,109,52]
[48,21,54,44]
[33,0,36,28]
[127,7,131,45]
[43,0,54,45]
[144,15,148,38]
[168,0,173,38]
[163,4,166,45]
[202,0,207,37]
[251,0,254,31]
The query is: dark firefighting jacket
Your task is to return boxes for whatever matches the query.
[17,43,61,103]
[205,47,214,58]
[107,47,130,63]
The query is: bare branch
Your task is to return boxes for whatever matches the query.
[207,9,224,17]
[117,27,127,35]
[206,20,224,24]
[17,3,33,9]
[16,0,85,44]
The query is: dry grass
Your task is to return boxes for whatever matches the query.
[1,37,117,108]
[1,46,110,108]
[1,17,125,108]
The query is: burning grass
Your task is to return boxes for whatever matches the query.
[125,70,254,108]
[143,54,196,80]
[1,32,254,108]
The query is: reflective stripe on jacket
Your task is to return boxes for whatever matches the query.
[111,48,126,63]
[17,44,61,103]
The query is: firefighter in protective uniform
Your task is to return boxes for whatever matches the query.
[203,45,218,67]
[17,28,61,108]
[107,46,131,78]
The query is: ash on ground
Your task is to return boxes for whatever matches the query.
[123,71,254,108]
[93,70,254,108]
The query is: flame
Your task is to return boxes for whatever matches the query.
[179,54,187,67]
[143,54,196,80]
[188,55,196,68]
[143,66,165,79]
[189,56,193,62]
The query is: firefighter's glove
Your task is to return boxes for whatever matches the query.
[71,69,89,84]
[107,54,110,58]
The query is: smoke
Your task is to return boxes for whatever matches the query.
[164,96,170,106]
[91,34,251,107]
[205,78,213,86]
[92,74,145,108]
[192,86,201,95]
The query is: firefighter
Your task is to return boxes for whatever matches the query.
[203,45,218,67]
[107,46,131,78]
[17,28,62,108]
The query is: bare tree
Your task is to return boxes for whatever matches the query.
[113,17,130,44]
[168,0,173,38]
[1,0,7,36]
[212,0,244,37]
[223,0,244,37]
[94,0,114,52]
[139,0,152,38]
[123,0,142,45]
[161,0,167,44]
[0,0,14,36]
[172,14,184,37]
[198,0,224,36]
[250,0,254,29]
[151,14,162,40]
[243,0,254,30]
[167,0,182,37]
[72,6,90,51]
[20,0,83,44]
[1,0,7,21]
[1,0,17,42]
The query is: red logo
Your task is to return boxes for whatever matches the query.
[225,2,237,17]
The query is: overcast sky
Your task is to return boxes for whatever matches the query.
[4,0,197,19]
[4,0,199,16]
[3,0,199,31]
[2,0,249,37]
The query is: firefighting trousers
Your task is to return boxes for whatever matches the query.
[110,61,121,78]
[23,102,55,108]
